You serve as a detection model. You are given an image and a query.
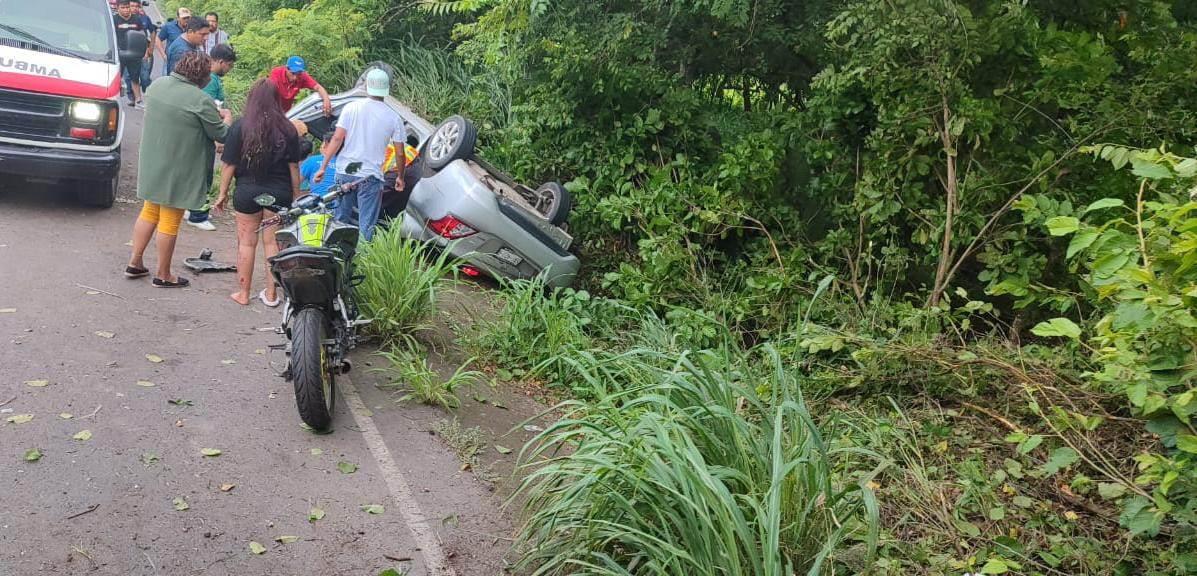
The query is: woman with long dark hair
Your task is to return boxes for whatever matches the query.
[213,79,305,306]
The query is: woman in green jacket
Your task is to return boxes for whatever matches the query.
[125,51,232,287]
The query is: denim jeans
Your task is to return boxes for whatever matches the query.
[334,174,384,241]
[188,209,209,223]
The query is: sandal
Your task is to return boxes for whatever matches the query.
[125,266,149,278]
[152,276,190,288]
[259,288,281,308]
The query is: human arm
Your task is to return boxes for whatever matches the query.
[213,162,235,213]
[196,96,231,143]
[316,84,332,116]
[314,127,346,183]
[299,73,332,116]
[290,163,302,199]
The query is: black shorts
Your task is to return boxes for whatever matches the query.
[120,57,142,79]
[233,183,292,215]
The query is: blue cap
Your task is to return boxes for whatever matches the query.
[286,56,306,73]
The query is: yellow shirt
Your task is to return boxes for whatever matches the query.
[383,144,420,173]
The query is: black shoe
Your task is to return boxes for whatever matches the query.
[152,276,190,288]
[124,266,149,278]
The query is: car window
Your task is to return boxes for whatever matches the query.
[0,0,116,62]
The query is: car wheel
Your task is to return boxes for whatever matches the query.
[536,182,572,226]
[426,115,477,171]
[77,175,117,208]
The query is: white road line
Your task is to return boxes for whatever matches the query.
[341,376,457,576]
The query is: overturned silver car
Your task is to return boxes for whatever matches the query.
[287,64,580,288]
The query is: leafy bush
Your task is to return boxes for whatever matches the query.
[355,224,457,345]
[513,347,880,575]
[1038,145,1197,540]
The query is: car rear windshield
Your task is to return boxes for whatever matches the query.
[0,0,116,62]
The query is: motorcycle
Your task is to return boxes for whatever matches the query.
[256,164,368,431]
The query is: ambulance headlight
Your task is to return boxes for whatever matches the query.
[70,101,104,124]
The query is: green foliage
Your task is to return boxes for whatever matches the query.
[355,224,458,345]
[375,350,483,410]
[1051,144,1197,541]
[513,348,881,575]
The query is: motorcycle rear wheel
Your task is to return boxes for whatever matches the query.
[291,307,336,431]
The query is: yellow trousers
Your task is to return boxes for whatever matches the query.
[138,201,185,236]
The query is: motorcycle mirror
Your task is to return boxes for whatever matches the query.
[254,194,277,207]
[345,162,362,175]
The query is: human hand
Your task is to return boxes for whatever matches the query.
[313,168,325,183]
[394,177,404,192]
[218,109,233,124]
[322,99,332,116]
[213,193,228,214]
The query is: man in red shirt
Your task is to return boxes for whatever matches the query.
[268,56,333,115]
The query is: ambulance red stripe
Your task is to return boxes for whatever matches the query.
[0,69,120,100]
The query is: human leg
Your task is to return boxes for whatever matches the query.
[153,206,185,282]
[333,174,359,226]
[231,211,262,305]
[355,176,385,241]
[260,212,281,304]
[128,201,160,271]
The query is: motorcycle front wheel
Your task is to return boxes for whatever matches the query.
[291,307,336,431]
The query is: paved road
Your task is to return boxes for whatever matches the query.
[0,92,513,574]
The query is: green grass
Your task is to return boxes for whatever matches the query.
[355,224,458,346]
[374,350,483,410]
[511,347,882,575]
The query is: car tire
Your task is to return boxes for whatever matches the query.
[537,182,572,226]
[77,175,117,208]
[426,115,477,171]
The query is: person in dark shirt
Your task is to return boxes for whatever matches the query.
[134,2,157,90]
[113,0,150,106]
[213,80,305,307]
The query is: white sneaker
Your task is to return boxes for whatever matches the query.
[186,218,216,231]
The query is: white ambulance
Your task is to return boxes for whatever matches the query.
[0,0,125,207]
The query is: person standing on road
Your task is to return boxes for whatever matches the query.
[183,43,237,232]
[267,56,332,115]
[133,2,157,90]
[313,68,404,241]
[126,52,231,288]
[202,12,229,54]
[113,0,151,108]
[213,80,305,307]
[156,8,190,62]
[165,16,208,75]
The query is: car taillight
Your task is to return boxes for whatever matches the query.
[427,215,477,239]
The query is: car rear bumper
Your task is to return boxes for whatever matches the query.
[0,141,120,181]
[400,211,581,287]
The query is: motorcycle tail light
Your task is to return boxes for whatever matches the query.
[427,215,477,239]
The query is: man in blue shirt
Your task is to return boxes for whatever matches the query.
[165,17,209,75]
[301,129,339,200]
[156,7,190,61]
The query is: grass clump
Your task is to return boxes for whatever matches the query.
[512,347,881,575]
[355,225,457,345]
[434,418,485,469]
[375,350,483,410]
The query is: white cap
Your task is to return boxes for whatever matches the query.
[365,68,390,97]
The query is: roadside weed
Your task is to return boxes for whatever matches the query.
[375,349,483,410]
[355,225,457,345]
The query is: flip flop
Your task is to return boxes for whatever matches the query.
[152,276,190,288]
[259,289,281,308]
[125,266,149,278]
